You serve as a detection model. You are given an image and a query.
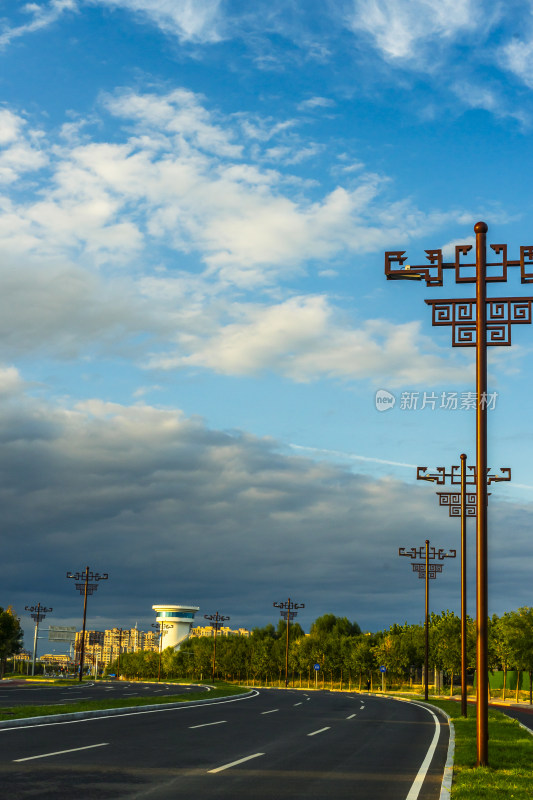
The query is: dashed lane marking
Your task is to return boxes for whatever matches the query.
[14,742,109,762]
[208,753,265,773]
[307,727,330,736]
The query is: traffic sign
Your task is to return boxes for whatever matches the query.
[379,665,387,673]
[314,663,320,671]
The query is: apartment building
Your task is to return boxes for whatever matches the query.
[189,625,250,638]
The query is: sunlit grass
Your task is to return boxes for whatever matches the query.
[429,699,533,799]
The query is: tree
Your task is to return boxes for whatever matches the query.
[310,614,361,638]
[503,607,533,704]
[431,611,461,696]
[0,606,23,678]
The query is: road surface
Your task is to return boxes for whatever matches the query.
[0,679,206,707]
[0,688,449,799]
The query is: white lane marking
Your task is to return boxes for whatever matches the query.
[346,714,356,719]
[404,703,441,800]
[261,709,279,715]
[293,702,302,706]
[123,693,139,696]
[189,721,227,729]
[14,742,109,762]
[208,752,265,773]
[307,727,330,736]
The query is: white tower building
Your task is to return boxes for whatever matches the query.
[152,604,200,650]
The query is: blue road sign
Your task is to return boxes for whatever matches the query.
[379,665,386,673]
[314,663,320,671]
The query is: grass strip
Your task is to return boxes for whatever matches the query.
[0,683,247,721]
[427,699,533,799]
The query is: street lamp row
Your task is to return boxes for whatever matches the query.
[386,222,533,765]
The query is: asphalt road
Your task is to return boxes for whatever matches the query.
[0,680,207,707]
[0,689,449,799]
[498,703,533,733]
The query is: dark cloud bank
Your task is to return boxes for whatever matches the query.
[1,383,530,648]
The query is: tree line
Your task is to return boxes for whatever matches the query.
[105,608,533,701]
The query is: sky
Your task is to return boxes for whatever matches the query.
[1,0,533,654]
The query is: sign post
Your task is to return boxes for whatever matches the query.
[314,663,320,691]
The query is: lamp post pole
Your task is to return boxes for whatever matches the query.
[25,604,52,676]
[386,221,533,764]
[67,567,108,683]
[273,598,305,688]
[204,612,230,681]
[460,453,468,718]
[399,541,456,701]
[152,622,171,681]
[419,458,508,717]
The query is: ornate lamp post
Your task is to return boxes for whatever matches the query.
[151,622,171,681]
[25,603,52,676]
[204,612,230,681]
[399,541,456,700]
[273,598,304,688]
[419,458,508,716]
[66,567,108,682]
[386,222,533,765]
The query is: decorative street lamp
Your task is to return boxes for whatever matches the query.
[399,541,456,701]
[418,457,509,717]
[151,622,171,682]
[386,222,533,765]
[204,612,230,681]
[273,598,305,688]
[25,603,52,676]
[66,567,108,683]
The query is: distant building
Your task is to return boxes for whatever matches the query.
[152,605,200,650]
[39,653,72,668]
[190,626,250,638]
[74,627,158,668]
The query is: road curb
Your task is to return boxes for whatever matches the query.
[0,690,255,729]
[388,695,454,800]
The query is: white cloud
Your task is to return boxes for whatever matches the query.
[499,35,533,89]
[0,109,47,184]
[345,0,482,62]
[0,88,469,288]
[93,0,224,43]
[147,294,472,386]
[0,0,78,48]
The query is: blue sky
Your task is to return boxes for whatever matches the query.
[1,1,533,650]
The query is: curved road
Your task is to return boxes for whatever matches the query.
[0,688,449,799]
[0,680,207,707]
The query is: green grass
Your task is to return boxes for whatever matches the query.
[0,682,247,721]
[428,699,533,799]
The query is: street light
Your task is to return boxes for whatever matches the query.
[25,604,52,676]
[273,598,304,688]
[66,567,108,683]
[151,622,171,682]
[418,457,508,717]
[399,541,456,701]
[386,222,533,765]
[204,612,230,681]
